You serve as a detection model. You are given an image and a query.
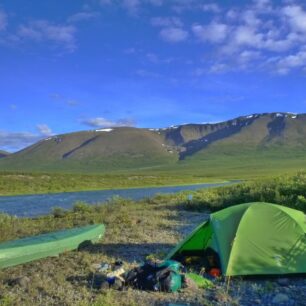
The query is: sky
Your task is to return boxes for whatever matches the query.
[1,0,306,152]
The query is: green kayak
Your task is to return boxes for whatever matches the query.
[0,224,105,269]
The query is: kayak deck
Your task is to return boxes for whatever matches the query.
[0,224,105,269]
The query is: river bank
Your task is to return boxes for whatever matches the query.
[0,172,227,196]
[1,173,306,305]
[0,182,234,217]
[1,198,305,306]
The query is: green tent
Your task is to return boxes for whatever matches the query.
[166,202,306,276]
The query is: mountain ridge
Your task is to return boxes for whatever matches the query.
[0,112,305,173]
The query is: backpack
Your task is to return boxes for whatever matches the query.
[156,268,182,292]
[125,261,182,292]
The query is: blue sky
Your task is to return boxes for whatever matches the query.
[1,0,306,151]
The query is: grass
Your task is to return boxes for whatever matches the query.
[0,172,227,196]
[143,149,306,180]
[0,197,210,305]
[0,173,306,305]
[1,147,306,196]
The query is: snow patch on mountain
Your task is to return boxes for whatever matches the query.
[96,128,113,132]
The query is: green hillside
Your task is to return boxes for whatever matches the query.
[0,128,177,172]
[0,151,9,158]
[0,112,306,177]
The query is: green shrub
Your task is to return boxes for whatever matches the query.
[72,201,93,213]
[52,207,67,218]
[179,172,306,213]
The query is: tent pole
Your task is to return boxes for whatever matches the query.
[226,275,231,293]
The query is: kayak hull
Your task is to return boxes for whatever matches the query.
[0,224,105,269]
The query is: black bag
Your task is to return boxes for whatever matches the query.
[156,268,182,292]
[125,263,181,292]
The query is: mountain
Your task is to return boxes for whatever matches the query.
[0,128,177,172]
[0,112,306,173]
[161,112,306,160]
[0,151,10,158]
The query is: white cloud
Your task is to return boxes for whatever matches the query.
[99,0,163,10]
[122,0,140,14]
[252,0,273,12]
[152,17,187,43]
[93,0,306,75]
[202,3,221,13]
[50,93,62,100]
[0,10,7,31]
[50,93,79,106]
[275,48,306,74]
[146,52,159,63]
[0,131,40,151]
[170,0,201,13]
[192,68,206,77]
[148,0,163,5]
[232,25,263,48]
[0,125,54,152]
[209,63,229,74]
[81,117,136,128]
[226,9,238,20]
[282,5,306,33]
[66,99,78,106]
[136,69,161,78]
[189,1,306,74]
[160,27,188,43]
[241,9,261,27]
[18,20,77,52]
[67,12,99,23]
[239,50,261,63]
[145,52,175,64]
[192,22,228,43]
[36,124,53,136]
[151,16,183,27]
[124,47,137,54]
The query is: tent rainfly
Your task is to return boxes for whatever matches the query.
[166,202,306,276]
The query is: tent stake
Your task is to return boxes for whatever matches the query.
[226,275,231,293]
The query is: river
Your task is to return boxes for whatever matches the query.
[0,182,234,217]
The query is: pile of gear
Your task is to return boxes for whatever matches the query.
[95,250,220,293]
[125,260,183,292]
[173,247,221,279]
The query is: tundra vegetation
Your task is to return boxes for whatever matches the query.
[0,172,305,305]
[0,171,224,196]
[1,113,306,178]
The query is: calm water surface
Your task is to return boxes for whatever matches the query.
[0,182,234,217]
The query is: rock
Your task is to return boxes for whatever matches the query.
[272,293,289,304]
[15,276,31,288]
[283,288,290,294]
[277,278,289,286]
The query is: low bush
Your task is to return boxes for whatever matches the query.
[178,172,306,213]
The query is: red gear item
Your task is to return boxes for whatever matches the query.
[209,268,221,277]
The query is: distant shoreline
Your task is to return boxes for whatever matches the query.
[0,180,231,197]
[0,181,238,217]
